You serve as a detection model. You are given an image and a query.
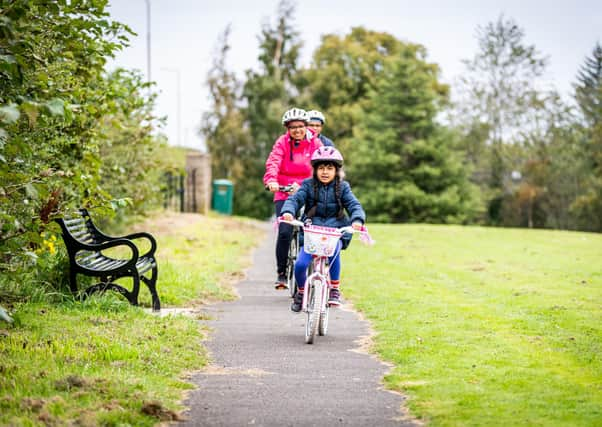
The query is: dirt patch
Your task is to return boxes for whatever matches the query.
[202,365,274,377]
[141,400,185,421]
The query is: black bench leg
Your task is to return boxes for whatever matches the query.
[141,265,160,311]
[69,269,79,296]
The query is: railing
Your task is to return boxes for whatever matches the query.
[162,171,185,212]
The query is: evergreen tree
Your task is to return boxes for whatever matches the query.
[299,28,412,153]
[575,42,602,127]
[349,54,478,223]
[571,42,602,231]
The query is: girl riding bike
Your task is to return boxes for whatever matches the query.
[264,108,323,289]
[280,146,366,311]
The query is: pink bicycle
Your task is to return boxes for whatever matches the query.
[279,217,373,344]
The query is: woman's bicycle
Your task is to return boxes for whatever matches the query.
[278,217,373,344]
[271,184,302,295]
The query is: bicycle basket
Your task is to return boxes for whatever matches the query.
[303,225,342,256]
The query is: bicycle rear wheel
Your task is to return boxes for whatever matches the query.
[287,230,299,298]
[305,282,322,344]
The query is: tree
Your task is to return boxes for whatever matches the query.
[451,15,553,225]
[298,28,412,153]
[0,1,164,294]
[349,48,479,223]
[575,42,602,127]
[571,42,602,231]
[201,25,251,182]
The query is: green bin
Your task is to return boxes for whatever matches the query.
[212,179,234,215]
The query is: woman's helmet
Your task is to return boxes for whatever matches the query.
[282,108,309,125]
[306,110,325,124]
[311,146,343,167]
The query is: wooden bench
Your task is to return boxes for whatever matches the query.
[56,208,160,311]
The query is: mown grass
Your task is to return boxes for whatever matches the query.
[342,224,602,427]
[0,212,265,426]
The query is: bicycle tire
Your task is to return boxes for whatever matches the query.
[319,271,330,335]
[287,230,299,298]
[319,303,329,336]
[305,282,321,344]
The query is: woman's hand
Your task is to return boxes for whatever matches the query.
[289,182,300,194]
[267,182,279,193]
[352,222,363,231]
[282,213,294,221]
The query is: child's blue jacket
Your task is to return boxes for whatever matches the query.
[281,178,366,228]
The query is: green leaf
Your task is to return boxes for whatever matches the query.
[0,104,21,124]
[20,101,40,126]
[25,183,39,199]
[43,98,65,117]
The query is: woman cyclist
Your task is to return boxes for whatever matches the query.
[306,110,334,147]
[280,146,366,312]
[264,108,323,289]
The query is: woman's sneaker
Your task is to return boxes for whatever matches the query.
[274,274,288,290]
[328,288,341,306]
[291,292,303,312]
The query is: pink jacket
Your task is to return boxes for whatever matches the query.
[263,128,323,202]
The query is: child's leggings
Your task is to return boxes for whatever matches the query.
[294,240,342,291]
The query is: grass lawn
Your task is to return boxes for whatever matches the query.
[0,212,265,426]
[342,224,602,427]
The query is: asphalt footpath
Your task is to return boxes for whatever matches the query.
[178,223,416,427]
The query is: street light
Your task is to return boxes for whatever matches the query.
[161,68,182,146]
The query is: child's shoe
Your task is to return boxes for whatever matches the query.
[328,288,341,306]
[291,291,303,312]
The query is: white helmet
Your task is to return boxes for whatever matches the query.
[306,110,325,124]
[281,108,309,125]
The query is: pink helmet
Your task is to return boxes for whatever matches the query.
[311,146,343,167]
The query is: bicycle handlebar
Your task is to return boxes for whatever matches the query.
[265,184,298,193]
[278,216,371,236]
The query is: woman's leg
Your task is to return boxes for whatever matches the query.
[274,200,293,281]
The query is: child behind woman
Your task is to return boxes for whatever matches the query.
[280,146,366,312]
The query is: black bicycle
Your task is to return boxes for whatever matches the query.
[274,184,303,296]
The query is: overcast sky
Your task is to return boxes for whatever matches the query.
[106,0,601,150]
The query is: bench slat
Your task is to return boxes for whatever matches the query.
[63,218,86,226]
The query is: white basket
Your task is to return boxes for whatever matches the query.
[303,225,342,257]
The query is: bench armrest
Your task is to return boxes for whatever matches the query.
[75,238,140,270]
[118,232,157,258]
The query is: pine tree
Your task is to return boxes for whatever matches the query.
[349,54,478,223]
[575,42,602,127]
[571,42,602,231]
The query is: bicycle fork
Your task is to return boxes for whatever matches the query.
[302,258,329,313]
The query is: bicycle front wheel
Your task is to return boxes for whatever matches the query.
[319,303,329,336]
[305,282,322,344]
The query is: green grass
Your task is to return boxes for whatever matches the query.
[342,224,602,427]
[0,212,265,426]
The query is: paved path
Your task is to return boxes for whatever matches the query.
[179,225,416,427]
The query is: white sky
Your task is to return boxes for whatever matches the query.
[106,0,601,151]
